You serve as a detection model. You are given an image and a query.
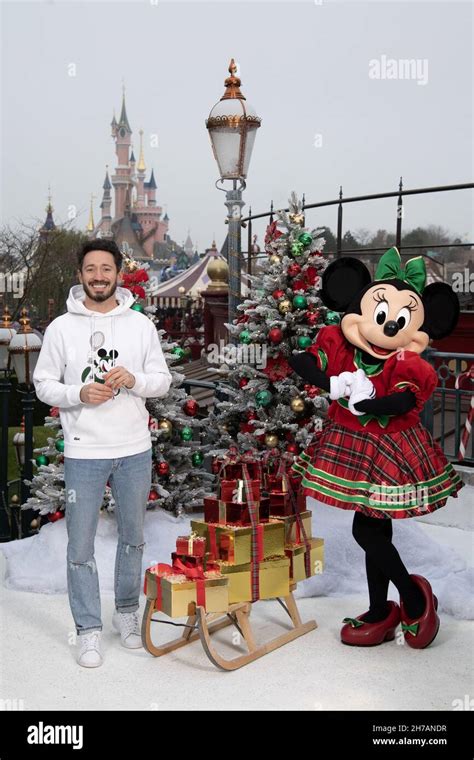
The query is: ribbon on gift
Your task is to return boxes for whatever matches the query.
[171,557,213,608]
[241,461,263,601]
[282,464,312,578]
[217,445,263,483]
[145,562,175,609]
[208,524,218,560]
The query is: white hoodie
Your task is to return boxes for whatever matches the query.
[33,285,172,459]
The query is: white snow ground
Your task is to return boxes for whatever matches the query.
[0,488,472,711]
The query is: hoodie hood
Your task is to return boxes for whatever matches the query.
[66,284,135,317]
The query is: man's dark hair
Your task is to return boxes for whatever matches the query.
[77,239,122,271]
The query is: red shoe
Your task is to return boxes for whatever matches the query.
[340,601,400,646]
[399,575,440,649]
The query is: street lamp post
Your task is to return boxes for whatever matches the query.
[0,306,16,541]
[206,58,261,334]
[8,308,42,538]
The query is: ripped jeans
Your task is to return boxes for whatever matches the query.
[64,449,152,635]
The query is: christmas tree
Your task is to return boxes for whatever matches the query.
[22,254,217,527]
[207,192,338,464]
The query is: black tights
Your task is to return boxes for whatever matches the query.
[352,512,425,622]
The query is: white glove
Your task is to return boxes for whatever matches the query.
[348,369,376,415]
[329,371,357,400]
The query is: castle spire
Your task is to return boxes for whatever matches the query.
[87,193,96,232]
[137,129,146,172]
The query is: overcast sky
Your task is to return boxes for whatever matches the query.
[1,0,472,252]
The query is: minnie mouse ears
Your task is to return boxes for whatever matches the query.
[320,253,460,340]
[321,258,371,312]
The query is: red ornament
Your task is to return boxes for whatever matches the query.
[285,430,294,441]
[239,377,249,388]
[304,266,319,286]
[156,461,170,476]
[272,289,285,300]
[268,327,283,344]
[287,263,301,278]
[211,458,221,474]
[247,410,258,420]
[240,422,254,434]
[148,489,159,501]
[183,399,199,417]
[286,443,299,454]
[292,280,308,292]
[262,354,292,382]
[49,407,60,418]
[48,510,64,522]
[237,314,250,324]
[306,311,319,326]
[304,383,320,398]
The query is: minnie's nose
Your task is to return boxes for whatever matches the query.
[383,320,399,337]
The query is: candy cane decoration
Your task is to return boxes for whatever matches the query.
[456,366,474,462]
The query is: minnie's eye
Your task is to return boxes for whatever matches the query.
[374,301,388,325]
[396,307,411,330]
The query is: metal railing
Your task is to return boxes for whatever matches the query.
[242,180,474,276]
[421,349,474,465]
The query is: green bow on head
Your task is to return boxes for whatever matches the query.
[374,247,426,295]
[342,617,364,628]
[401,621,419,636]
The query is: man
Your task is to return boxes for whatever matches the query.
[33,239,172,667]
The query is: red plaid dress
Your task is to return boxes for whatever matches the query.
[291,326,463,519]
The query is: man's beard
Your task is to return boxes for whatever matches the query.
[83,280,118,303]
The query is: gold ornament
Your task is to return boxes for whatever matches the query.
[290,397,305,413]
[278,299,293,314]
[269,254,281,265]
[158,419,173,437]
[289,212,304,225]
[265,433,279,448]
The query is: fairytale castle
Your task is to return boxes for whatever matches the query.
[87,89,193,266]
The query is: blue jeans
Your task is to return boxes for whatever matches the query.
[64,449,152,635]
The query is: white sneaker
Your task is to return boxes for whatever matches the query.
[77,630,103,668]
[112,610,142,649]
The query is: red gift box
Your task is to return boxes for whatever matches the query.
[268,490,306,516]
[176,534,206,557]
[219,478,261,502]
[221,461,261,481]
[204,495,270,525]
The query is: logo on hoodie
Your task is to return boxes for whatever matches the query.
[82,332,119,389]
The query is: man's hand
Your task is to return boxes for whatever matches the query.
[103,366,136,390]
[79,382,114,405]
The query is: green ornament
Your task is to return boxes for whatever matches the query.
[297,335,312,349]
[291,242,304,256]
[298,232,313,247]
[192,451,204,466]
[181,426,193,441]
[131,302,145,313]
[55,439,65,453]
[239,330,252,344]
[255,389,273,407]
[172,347,186,359]
[325,310,341,325]
[35,454,49,467]
[293,295,307,310]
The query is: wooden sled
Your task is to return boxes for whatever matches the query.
[141,584,317,671]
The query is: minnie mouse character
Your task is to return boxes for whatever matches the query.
[289,247,462,648]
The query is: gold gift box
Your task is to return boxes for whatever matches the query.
[144,568,229,618]
[271,510,312,546]
[216,556,290,602]
[191,518,285,565]
[285,538,324,583]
